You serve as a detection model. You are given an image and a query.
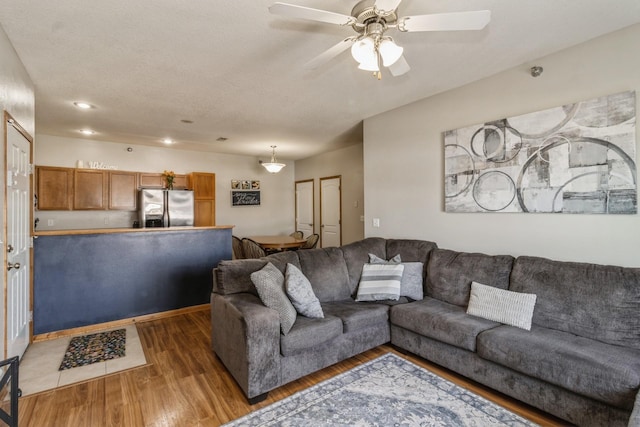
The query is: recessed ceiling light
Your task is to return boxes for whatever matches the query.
[74,101,94,110]
[162,138,174,144]
[80,129,96,135]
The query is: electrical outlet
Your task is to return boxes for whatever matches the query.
[47,219,54,226]
[373,218,380,228]
[104,217,109,225]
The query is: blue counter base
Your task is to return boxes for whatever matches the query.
[33,228,232,335]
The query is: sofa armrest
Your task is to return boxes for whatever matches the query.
[211,292,281,399]
[629,389,640,427]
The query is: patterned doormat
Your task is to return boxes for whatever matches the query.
[59,329,126,370]
[224,353,538,426]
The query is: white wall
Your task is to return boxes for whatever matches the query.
[0,25,35,358]
[35,135,295,236]
[295,143,364,245]
[364,24,640,268]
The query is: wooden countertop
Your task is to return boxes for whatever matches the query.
[34,225,234,236]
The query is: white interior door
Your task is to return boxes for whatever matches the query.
[6,117,31,359]
[320,176,341,248]
[295,180,314,238]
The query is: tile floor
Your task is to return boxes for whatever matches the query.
[19,324,147,396]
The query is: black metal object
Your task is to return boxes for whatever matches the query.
[0,356,19,427]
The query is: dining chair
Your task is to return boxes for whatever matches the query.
[232,235,245,259]
[242,238,267,259]
[300,233,319,249]
[289,231,304,239]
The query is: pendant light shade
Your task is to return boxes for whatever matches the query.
[261,145,286,174]
[379,38,403,66]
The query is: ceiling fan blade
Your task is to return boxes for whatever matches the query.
[374,0,403,14]
[304,37,357,70]
[388,55,410,77]
[399,10,491,32]
[269,2,356,26]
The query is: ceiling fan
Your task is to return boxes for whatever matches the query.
[269,0,491,79]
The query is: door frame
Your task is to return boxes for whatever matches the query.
[294,179,314,237]
[319,175,342,248]
[3,111,34,358]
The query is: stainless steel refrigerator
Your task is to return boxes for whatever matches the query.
[139,189,195,227]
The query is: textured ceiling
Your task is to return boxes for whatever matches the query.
[1,0,639,161]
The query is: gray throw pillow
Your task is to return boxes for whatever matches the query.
[369,253,401,264]
[400,262,424,300]
[285,263,324,319]
[368,253,423,300]
[250,262,297,335]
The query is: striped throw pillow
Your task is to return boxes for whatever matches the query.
[467,282,537,330]
[355,263,405,301]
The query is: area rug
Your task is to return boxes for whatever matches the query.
[59,329,126,370]
[224,353,537,427]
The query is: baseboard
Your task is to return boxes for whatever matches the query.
[33,304,210,342]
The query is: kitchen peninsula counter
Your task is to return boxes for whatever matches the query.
[33,225,233,336]
[34,225,233,236]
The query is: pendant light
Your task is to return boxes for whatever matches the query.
[261,145,286,173]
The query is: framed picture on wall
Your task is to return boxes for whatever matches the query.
[231,180,241,189]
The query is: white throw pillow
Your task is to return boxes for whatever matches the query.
[356,263,405,302]
[467,282,537,330]
[250,262,297,335]
[285,263,324,319]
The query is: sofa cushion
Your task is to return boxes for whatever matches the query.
[467,282,537,330]
[341,238,388,295]
[426,249,514,307]
[477,325,640,409]
[510,256,640,350]
[355,263,404,301]
[265,250,302,272]
[385,239,437,265]
[390,297,500,352]
[297,247,352,302]
[214,259,269,295]
[285,263,324,319]
[250,262,297,335]
[280,315,343,356]
[322,300,389,333]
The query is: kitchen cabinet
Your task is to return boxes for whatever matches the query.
[74,169,108,210]
[139,173,188,189]
[109,171,138,210]
[189,173,216,226]
[36,166,74,210]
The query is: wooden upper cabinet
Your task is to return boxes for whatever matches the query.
[139,173,188,189]
[109,171,138,210]
[189,173,216,199]
[74,169,108,210]
[36,166,73,210]
[189,173,216,226]
[138,173,164,188]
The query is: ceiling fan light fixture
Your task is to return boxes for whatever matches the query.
[350,37,375,64]
[379,38,403,66]
[357,60,379,72]
[261,145,286,174]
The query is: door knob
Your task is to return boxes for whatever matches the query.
[6,244,13,253]
[7,262,20,270]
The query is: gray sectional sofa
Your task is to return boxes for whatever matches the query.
[210,237,640,426]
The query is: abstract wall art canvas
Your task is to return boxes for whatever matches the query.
[444,91,637,214]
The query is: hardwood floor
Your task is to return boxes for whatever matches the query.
[18,308,568,426]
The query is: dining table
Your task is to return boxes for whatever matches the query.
[248,235,307,251]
